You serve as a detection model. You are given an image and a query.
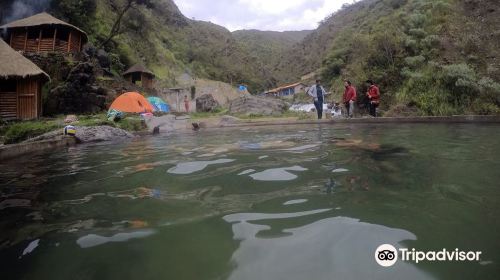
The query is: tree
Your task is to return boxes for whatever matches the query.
[99,0,147,48]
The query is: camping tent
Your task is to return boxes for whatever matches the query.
[109,92,154,113]
[147,96,170,112]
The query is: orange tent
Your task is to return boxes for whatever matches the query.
[109,92,154,113]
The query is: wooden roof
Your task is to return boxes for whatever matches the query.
[0,12,87,38]
[123,64,155,77]
[266,82,306,93]
[0,39,49,80]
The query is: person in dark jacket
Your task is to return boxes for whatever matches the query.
[366,80,380,117]
[343,80,357,118]
[307,79,327,119]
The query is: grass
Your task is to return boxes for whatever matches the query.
[2,120,61,144]
[0,114,147,145]
[190,107,229,120]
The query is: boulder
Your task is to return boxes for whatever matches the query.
[229,95,288,115]
[47,62,108,114]
[196,94,220,112]
[24,126,134,143]
[96,49,111,70]
[74,126,134,143]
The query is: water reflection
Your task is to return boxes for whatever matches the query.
[249,166,308,181]
[224,210,435,280]
[76,229,155,248]
[167,159,236,174]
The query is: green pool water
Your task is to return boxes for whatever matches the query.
[0,123,499,280]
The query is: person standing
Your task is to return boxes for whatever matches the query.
[366,80,380,117]
[307,79,327,119]
[343,80,357,118]
[184,95,190,112]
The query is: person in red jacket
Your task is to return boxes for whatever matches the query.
[343,80,357,118]
[366,80,380,117]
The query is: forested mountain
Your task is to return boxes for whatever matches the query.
[1,0,499,115]
[277,0,500,115]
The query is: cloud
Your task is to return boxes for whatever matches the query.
[174,0,354,31]
[237,0,310,15]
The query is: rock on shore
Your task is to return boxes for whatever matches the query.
[24,126,134,143]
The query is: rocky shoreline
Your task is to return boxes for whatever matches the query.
[24,125,135,144]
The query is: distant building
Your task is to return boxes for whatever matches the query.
[123,64,155,89]
[0,39,49,120]
[264,82,307,97]
[0,12,88,54]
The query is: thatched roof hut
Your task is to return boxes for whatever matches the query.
[0,39,49,120]
[123,64,155,89]
[0,12,88,53]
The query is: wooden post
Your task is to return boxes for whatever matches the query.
[23,31,27,51]
[33,79,37,118]
[53,28,57,51]
[9,32,13,47]
[15,80,18,119]
[37,29,42,52]
[78,33,82,52]
[176,91,180,112]
[67,31,72,53]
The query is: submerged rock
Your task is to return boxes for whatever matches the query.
[219,115,241,125]
[145,115,188,133]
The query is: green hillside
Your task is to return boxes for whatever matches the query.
[10,0,271,93]
[233,29,311,87]
[1,0,499,115]
[278,0,500,115]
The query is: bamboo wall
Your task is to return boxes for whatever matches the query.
[0,78,42,120]
[9,27,84,53]
[0,90,17,120]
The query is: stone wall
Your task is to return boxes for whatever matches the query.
[229,95,288,116]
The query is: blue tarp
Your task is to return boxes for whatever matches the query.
[147,97,170,112]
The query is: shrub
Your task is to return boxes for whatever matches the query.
[408,28,427,38]
[404,55,426,67]
[441,63,479,105]
[386,0,408,9]
[422,35,440,48]
[322,57,345,78]
[407,13,426,28]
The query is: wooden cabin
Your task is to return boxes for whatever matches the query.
[0,12,87,54]
[123,64,155,89]
[0,39,49,120]
[264,82,307,97]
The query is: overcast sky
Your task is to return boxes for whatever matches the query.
[174,0,356,32]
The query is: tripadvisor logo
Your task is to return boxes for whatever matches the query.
[375,244,482,267]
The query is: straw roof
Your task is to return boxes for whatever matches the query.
[0,12,87,38]
[123,64,155,77]
[0,39,49,80]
